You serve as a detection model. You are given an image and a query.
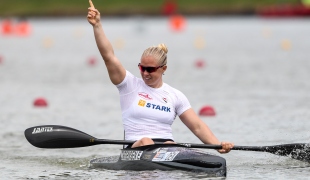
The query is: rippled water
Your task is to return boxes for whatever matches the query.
[1,16,310,179]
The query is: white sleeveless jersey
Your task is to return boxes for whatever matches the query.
[116,70,191,141]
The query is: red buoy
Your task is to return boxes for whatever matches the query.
[87,57,97,66]
[195,59,205,68]
[15,20,31,37]
[162,0,177,16]
[1,19,14,35]
[33,97,48,107]
[199,106,216,116]
[169,15,186,32]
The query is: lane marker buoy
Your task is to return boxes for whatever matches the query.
[42,37,54,49]
[1,19,14,35]
[194,36,206,49]
[33,97,48,107]
[195,59,205,68]
[162,0,177,16]
[281,39,292,51]
[15,20,31,37]
[169,15,186,32]
[87,56,97,66]
[199,105,216,116]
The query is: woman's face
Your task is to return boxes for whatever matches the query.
[139,56,167,88]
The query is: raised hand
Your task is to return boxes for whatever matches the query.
[87,7,101,26]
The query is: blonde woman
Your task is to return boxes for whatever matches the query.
[87,7,233,153]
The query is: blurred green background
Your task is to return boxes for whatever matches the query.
[0,0,306,17]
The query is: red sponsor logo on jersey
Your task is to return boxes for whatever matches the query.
[138,92,152,100]
[163,98,167,103]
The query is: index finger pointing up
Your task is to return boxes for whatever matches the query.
[89,0,95,8]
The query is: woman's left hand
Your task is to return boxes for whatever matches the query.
[87,7,101,26]
[217,141,234,154]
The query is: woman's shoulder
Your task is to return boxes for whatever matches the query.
[127,70,143,81]
[116,70,143,87]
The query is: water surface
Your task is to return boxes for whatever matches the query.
[1,16,310,179]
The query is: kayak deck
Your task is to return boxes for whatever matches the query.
[89,144,226,177]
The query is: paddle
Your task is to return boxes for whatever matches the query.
[25,125,310,162]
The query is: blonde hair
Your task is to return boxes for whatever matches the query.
[141,43,168,66]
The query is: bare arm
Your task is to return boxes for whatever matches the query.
[87,7,126,85]
[179,108,234,153]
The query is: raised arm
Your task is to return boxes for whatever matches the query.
[87,7,126,85]
[179,108,234,153]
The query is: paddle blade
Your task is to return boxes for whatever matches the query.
[265,143,310,162]
[25,125,97,148]
[233,143,310,162]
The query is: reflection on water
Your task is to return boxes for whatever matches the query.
[1,17,310,179]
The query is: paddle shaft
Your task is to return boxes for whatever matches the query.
[76,138,310,158]
[93,139,246,150]
[95,139,270,151]
[59,137,307,153]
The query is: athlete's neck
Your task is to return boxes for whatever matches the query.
[149,81,163,88]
